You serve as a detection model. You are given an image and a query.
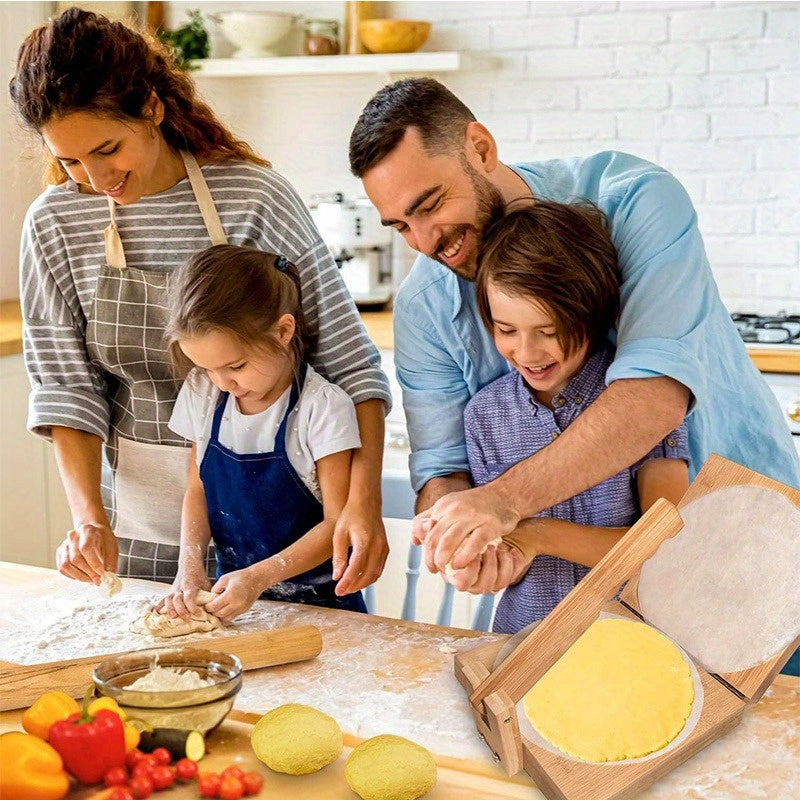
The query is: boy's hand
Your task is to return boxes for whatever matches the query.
[444,543,532,594]
[204,568,265,621]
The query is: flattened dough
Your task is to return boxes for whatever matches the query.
[638,485,800,674]
[130,589,222,638]
[522,618,694,762]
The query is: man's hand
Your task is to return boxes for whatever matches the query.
[421,484,521,574]
[331,499,389,596]
[444,543,531,594]
[56,522,118,584]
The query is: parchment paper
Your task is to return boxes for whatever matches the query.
[638,485,800,674]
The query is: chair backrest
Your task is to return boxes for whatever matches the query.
[401,542,496,631]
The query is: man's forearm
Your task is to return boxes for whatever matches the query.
[494,377,689,519]
[415,472,472,515]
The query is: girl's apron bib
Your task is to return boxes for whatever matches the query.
[85,152,225,581]
[200,365,366,613]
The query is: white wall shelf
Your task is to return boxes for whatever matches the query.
[193,51,497,78]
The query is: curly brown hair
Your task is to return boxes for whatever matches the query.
[9,7,269,184]
[476,203,620,359]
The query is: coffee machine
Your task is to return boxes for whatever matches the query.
[310,192,393,306]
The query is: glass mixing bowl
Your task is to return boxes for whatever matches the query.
[93,646,242,734]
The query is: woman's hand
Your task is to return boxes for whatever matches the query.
[156,563,211,619]
[55,522,118,584]
[204,567,265,621]
[331,499,389,596]
[445,543,532,595]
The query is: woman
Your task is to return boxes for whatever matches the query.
[10,8,390,592]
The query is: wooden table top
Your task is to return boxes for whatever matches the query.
[0,561,798,799]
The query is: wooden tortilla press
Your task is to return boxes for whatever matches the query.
[455,455,800,800]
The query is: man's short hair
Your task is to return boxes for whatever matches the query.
[349,78,476,177]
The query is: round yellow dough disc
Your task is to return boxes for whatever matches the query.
[523,618,694,762]
[345,734,437,800]
[250,703,342,774]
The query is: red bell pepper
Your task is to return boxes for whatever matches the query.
[47,688,126,784]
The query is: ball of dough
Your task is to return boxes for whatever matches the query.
[345,734,437,800]
[251,704,342,775]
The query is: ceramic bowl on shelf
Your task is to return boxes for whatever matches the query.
[358,19,431,54]
[93,646,242,734]
[218,10,300,58]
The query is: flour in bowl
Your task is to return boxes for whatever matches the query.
[126,665,215,692]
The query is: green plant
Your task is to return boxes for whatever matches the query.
[158,9,210,70]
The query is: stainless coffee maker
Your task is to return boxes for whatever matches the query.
[310,192,393,306]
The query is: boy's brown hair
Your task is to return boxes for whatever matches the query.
[476,202,620,358]
[166,244,308,379]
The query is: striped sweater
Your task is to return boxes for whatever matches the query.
[20,160,391,443]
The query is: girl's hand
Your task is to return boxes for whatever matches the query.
[156,565,210,619]
[332,499,389,596]
[204,568,265,621]
[56,522,118,584]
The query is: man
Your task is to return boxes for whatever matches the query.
[348,77,800,588]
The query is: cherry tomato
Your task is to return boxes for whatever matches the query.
[108,789,135,800]
[242,771,264,796]
[149,764,175,791]
[132,761,155,780]
[198,772,222,798]
[103,765,130,787]
[129,774,154,799]
[220,765,245,782]
[125,748,146,769]
[175,757,199,781]
[219,775,245,800]
[151,746,172,766]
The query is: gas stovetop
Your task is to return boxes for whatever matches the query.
[732,313,800,347]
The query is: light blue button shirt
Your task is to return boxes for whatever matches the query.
[393,151,800,492]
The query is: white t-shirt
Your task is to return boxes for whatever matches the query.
[168,365,361,502]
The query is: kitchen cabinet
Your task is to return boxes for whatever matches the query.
[0,355,72,567]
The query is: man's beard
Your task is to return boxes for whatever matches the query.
[431,159,506,281]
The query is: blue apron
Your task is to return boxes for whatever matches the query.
[199,365,366,613]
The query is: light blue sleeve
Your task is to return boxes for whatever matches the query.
[393,293,471,493]
[605,170,717,415]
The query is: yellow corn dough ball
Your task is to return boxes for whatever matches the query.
[345,734,437,800]
[250,703,343,774]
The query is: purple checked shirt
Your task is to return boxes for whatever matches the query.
[464,344,690,634]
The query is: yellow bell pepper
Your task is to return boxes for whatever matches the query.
[21,691,80,741]
[88,696,140,752]
[0,731,70,800]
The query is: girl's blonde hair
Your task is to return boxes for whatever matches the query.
[166,245,308,379]
[9,7,269,184]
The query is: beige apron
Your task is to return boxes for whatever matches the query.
[85,152,226,573]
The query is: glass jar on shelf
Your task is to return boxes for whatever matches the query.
[303,19,340,56]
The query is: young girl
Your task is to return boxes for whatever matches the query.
[160,244,367,621]
[451,203,690,634]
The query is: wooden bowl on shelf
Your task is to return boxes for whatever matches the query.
[358,19,431,54]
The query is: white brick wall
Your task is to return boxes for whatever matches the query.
[168,1,800,313]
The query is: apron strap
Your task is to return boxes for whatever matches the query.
[103,197,127,270]
[209,393,229,442]
[181,151,228,246]
[275,364,308,453]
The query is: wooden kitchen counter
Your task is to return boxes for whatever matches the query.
[1,561,798,799]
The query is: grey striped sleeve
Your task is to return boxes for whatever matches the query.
[20,207,110,440]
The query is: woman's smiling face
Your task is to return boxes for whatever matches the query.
[41,103,182,204]
[487,281,589,407]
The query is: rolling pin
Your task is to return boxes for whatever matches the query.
[0,626,322,711]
